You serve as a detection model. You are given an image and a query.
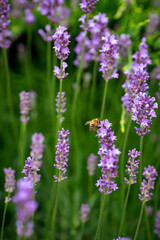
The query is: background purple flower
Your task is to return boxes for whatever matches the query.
[38,24,54,42]
[4,167,16,202]
[55,91,66,123]
[30,133,45,161]
[79,0,99,14]
[20,91,30,123]
[87,153,97,176]
[0,0,11,48]
[80,204,90,223]
[154,210,160,238]
[119,34,131,58]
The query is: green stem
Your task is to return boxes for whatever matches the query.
[144,205,152,240]
[0,196,9,240]
[100,80,108,119]
[119,184,131,235]
[89,61,98,116]
[88,175,93,201]
[94,194,106,240]
[19,122,27,172]
[3,49,17,140]
[139,136,143,185]
[133,202,144,240]
[80,222,85,240]
[26,25,32,87]
[51,182,61,240]
[47,41,52,92]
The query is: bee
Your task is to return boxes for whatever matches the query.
[85,118,101,132]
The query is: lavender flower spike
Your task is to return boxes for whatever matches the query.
[87,153,97,176]
[80,204,90,223]
[0,0,11,48]
[154,210,160,238]
[20,91,30,123]
[79,0,99,14]
[113,237,131,240]
[4,167,16,202]
[30,133,45,161]
[96,119,121,194]
[13,179,38,238]
[139,165,157,202]
[119,34,131,58]
[99,32,119,81]
[124,148,140,185]
[55,92,66,123]
[54,128,70,182]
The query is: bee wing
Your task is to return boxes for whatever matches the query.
[85,120,91,125]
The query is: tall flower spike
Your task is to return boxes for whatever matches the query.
[13,179,38,238]
[139,165,157,202]
[99,32,119,81]
[96,119,121,194]
[20,91,30,123]
[30,133,45,161]
[0,0,11,48]
[80,204,90,223]
[4,167,16,203]
[124,148,140,185]
[87,153,97,176]
[54,128,70,182]
[154,210,160,238]
[55,92,66,123]
[119,34,131,59]
[79,0,99,14]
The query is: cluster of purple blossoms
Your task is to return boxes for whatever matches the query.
[154,210,160,238]
[54,62,68,80]
[22,157,42,187]
[80,204,90,223]
[119,34,131,58]
[13,179,38,238]
[132,92,158,136]
[55,92,66,123]
[146,13,159,36]
[99,32,119,81]
[54,128,70,182]
[79,0,99,14]
[0,0,11,49]
[124,148,140,185]
[87,153,97,176]
[4,167,16,203]
[20,91,30,123]
[18,0,38,25]
[113,237,131,240]
[30,133,45,161]
[38,0,69,24]
[139,165,157,202]
[38,24,54,42]
[96,119,121,194]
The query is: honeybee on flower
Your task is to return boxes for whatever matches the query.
[85,118,101,132]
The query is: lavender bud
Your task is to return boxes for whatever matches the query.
[80,204,90,223]
[87,153,97,176]
[4,167,16,202]
[55,92,66,123]
[19,91,30,123]
[30,133,45,161]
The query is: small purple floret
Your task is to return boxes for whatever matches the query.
[87,153,97,176]
[80,204,90,223]
[20,91,30,123]
[79,0,99,14]
[4,167,16,202]
[55,92,66,123]
[30,133,45,161]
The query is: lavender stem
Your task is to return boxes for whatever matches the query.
[144,205,152,240]
[100,80,108,119]
[89,60,98,116]
[139,136,143,184]
[133,202,144,240]
[0,194,10,240]
[19,122,27,172]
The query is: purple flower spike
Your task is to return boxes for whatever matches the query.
[54,128,70,182]
[53,62,68,80]
[24,9,35,25]
[79,0,99,14]
[99,32,119,81]
[87,153,97,176]
[80,204,90,223]
[124,148,140,185]
[55,91,66,123]
[20,91,30,123]
[38,24,54,42]
[119,34,131,58]
[30,133,45,161]
[13,179,38,238]
[113,237,131,240]
[4,167,16,202]
[0,0,11,48]
[53,25,70,61]
[139,165,157,202]
[96,119,121,194]
[154,210,160,238]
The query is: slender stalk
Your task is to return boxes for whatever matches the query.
[47,41,52,92]
[94,194,106,240]
[133,202,144,240]
[26,25,32,87]
[80,222,85,240]
[0,195,10,240]
[89,60,98,116]
[100,80,108,119]
[51,182,61,240]
[144,205,152,240]
[139,136,143,184]
[119,184,131,235]
[3,49,17,140]
[19,122,27,172]
[88,175,93,201]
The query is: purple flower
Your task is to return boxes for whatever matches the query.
[131,91,158,136]
[55,91,66,123]
[96,119,121,194]
[30,133,45,161]
[38,24,54,42]
[13,179,38,238]
[139,165,157,202]
[0,0,11,48]
[113,238,131,240]
[20,91,30,123]
[99,32,119,81]
[146,13,159,35]
[22,157,42,186]
[80,204,90,223]
[24,9,35,25]
[146,205,153,216]
[119,34,131,58]
[79,0,99,14]
[124,148,140,185]
[54,128,70,182]
[154,210,160,238]
[53,25,70,61]
[53,62,68,80]
[4,167,16,202]
[87,153,97,176]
